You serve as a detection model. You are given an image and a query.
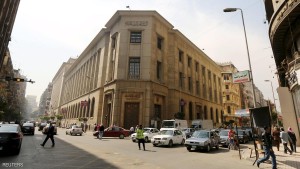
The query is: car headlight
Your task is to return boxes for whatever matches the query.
[162,138,168,140]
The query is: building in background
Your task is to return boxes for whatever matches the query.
[264,0,300,145]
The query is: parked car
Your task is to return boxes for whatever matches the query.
[236,130,249,144]
[219,129,230,147]
[131,127,159,142]
[66,125,83,136]
[182,128,196,139]
[38,122,47,131]
[0,124,23,155]
[93,126,130,139]
[185,130,220,152]
[42,123,57,135]
[21,122,35,135]
[151,128,185,147]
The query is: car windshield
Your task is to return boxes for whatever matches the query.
[143,128,151,132]
[192,131,209,138]
[161,121,174,128]
[159,130,173,135]
[0,125,17,132]
[237,130,245,135]
[219,130,229,136]
[23,123,33,126]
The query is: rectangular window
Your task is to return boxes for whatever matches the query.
[225,85,229,89]
[157,61,162,80]
[130,32,142,43]
[188,77,192,92]
[157,37,163,50]
[128,57,140,79]
[227,106,231,114]
[179,50,183,62]
[226,95,230,100]
[179,72,184,88]
[188,57,192,67]
[195,62,199,72]
[196,81,200,95]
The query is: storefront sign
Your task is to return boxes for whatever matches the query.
[232,70,250,83]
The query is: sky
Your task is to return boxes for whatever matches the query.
[9,0,280,111]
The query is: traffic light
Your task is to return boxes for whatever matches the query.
[13,78,25,82]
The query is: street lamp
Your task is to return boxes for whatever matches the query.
[224,7,257,108]
[264,80,278,115]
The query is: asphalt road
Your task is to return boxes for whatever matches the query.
[0,127,258,169]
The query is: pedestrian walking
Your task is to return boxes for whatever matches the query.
[272,126,281,151]
[136,125,145,151]
[228,128,236,150]
[256,126,277,169]
[40,123,55,147]
[129,126,135,135]
[99,124,105,140]
[287,127,297,152]
[280,127,293,155]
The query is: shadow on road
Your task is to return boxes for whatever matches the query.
[0,135,120,169]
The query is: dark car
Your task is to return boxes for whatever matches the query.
[236,130,249,144]
[0,124,23,155]
[38,123,47,131]
[93,126,130,139]
[21,122,35,135]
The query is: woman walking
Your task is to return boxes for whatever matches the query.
[272,126,280,151]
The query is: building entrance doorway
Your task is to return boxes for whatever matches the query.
[124,102,139,129]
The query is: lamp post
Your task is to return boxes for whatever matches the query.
[264,80,278,125]
[224,8,257,108]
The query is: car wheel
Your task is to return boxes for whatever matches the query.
[144,137,149,143]
[207,144,211,152]
[80,133,82,136]
[168,140,173,147]
[66,132,68,135]
[119,134,125,139]
[153,144,157,147]
[216,144,219,150]
[187,147,191,152]
[70,132,73,136]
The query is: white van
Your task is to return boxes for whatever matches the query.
[191,119,213,130]
[160,119,188,131]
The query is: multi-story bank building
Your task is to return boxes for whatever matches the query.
[264,0,300,145]
[60,11,223,129]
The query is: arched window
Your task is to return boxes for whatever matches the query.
[189,102,193,120]
[216,109,219,123]
[210,107,214,122]
[204,106,208,120]
[91,97,95,117]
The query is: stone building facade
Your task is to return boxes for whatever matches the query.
[264,0,300,145]
[59,11,223,129]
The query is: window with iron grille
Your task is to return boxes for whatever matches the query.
[128,57,140,79]
[130,32,142,43]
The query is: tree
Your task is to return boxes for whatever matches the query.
[174,112,185,119]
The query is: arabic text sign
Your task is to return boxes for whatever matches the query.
[232,70,250,83]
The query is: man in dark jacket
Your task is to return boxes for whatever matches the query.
[40,123,55,147]
[256,126,277,169]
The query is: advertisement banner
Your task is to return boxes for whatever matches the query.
[232,70,250,83]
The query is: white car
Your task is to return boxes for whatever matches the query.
[131,128,159,142]
[151,128,185,147]
[66,125,83,136]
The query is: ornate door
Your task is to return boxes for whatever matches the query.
[124,102,139,129]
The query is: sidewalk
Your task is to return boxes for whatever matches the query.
[240,143,300,169]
